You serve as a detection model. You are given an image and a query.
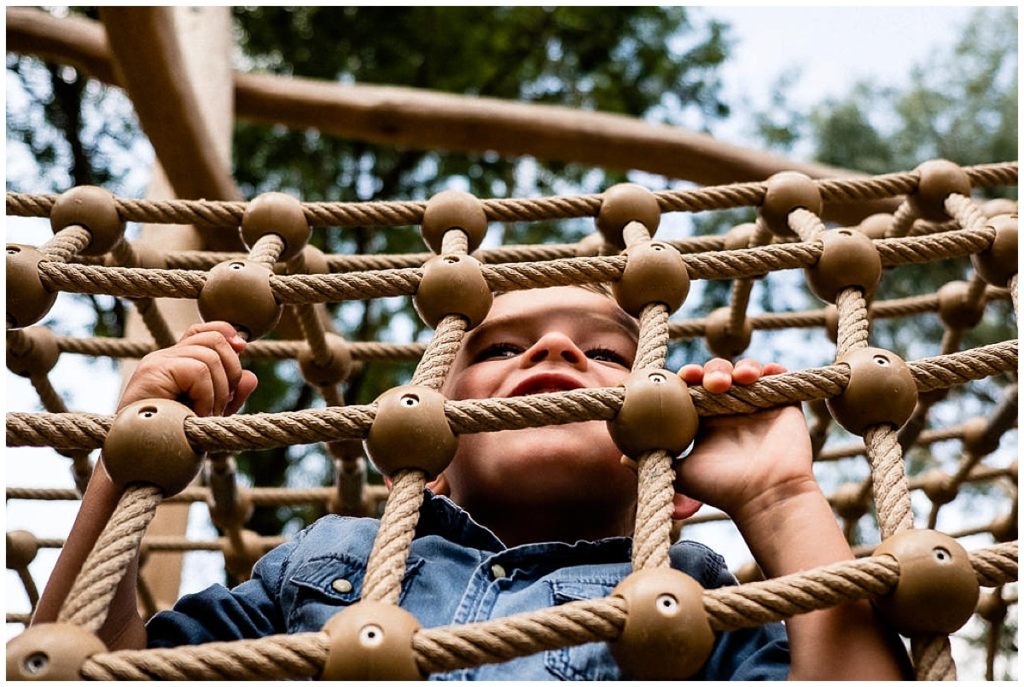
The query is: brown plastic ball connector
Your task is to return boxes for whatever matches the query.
[222,529,265,580]
[759,171,823,239]
[970,214,1017,287]
[6,245,58,329]
[575,232,610,257]
[823,304,839,343]
[6,326,59,378]
[936,280,984,330]
[975,591,1007,624]
[960,416,999,457]
[321,601,423,681]
[298,333,353,387]
[906,160,971,222]
[990,511,1016,543]
[198,260,283,341]
[831,482,869,521]
[608,369,698,460]
[421,190,488,254]
[240,192,311,263]
[6,530,39,569]
[126,240,166,270]
[723,222,759,251]
[920,470,957,506]
[414,254,493,329]
[609,568,714,680]
[804,228,881,304]
[49,185,125,257]
[872,529,979,635]
[612,241,689,317]
[703,307,752,360]
[300,245,330,275]
[596,183,661,249]
[6,622,107,680]
[857,213,895,240]
[364,386,457,479]
[102,399,204,496]
[826,347,918,436]
[208,489,254,532]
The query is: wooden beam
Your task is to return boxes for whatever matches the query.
[105,6,238,613]
[6,7,897,223]
[98,8,241,209]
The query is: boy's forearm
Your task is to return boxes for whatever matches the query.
[732,485,911,681]
[32,461,147,650]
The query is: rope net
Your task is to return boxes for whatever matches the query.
[5,160,1018,681]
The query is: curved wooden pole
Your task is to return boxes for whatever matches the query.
[97,7,241,205]
[8,7,895,222]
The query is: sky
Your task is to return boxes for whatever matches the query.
[4,5,1017,676]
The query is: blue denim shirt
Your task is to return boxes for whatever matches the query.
[147,491,789,680]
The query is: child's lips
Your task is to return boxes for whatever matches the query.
[507,373,585,397]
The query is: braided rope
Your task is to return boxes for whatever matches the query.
[6,163,1019,681]
[6,340,1016,452]
[72,544,1018,680]
[56,485,163,632]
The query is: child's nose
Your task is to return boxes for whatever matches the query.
[523,332,588,370]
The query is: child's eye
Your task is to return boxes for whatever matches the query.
[474,342,524,362]
[585,347,631,367]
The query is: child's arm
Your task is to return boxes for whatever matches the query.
[676,358,911,681]
[32,322,257,650]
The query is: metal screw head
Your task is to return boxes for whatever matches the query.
[23,652,49,675]
[359,623,384,647]
[656,593,679,616]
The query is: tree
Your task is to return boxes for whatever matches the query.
[7,6,734,538]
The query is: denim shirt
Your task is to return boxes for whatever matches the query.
[147,491,789,680]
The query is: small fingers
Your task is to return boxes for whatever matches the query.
[678,364,705,385]
[763,362,787,376]
[732,358,763,385]
[179,321,247,352]
[224,371,259,416]
[702,358,734,393]
[173,345,231,416]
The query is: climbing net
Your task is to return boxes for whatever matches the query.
[5,160,1019,680]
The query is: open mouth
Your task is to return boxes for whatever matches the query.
[508,374,584,397]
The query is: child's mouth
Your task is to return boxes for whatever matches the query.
[508,374,585,397]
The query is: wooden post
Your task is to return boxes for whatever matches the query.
[101,6,237,612]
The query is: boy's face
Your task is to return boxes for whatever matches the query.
[435,286,640,526]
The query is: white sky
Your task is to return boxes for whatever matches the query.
[4,6,1018,677]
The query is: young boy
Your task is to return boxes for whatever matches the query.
[34,286,909,680]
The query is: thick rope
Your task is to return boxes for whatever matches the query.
[7,340,1016,452]
[56,485,163,632]
[28,226,1004,305]
[72,545,1017,680]
[360,468,426,604]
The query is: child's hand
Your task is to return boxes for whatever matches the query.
[117,321,258,417]
[673,358,817,525]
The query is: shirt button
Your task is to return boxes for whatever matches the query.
[331,578,353,593]
[491,564,507,579]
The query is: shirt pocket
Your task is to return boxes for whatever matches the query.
[285,553,424,632]
[545,579,623,681]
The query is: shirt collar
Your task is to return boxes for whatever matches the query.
[415,489,634,562]
[416,489,507,552]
